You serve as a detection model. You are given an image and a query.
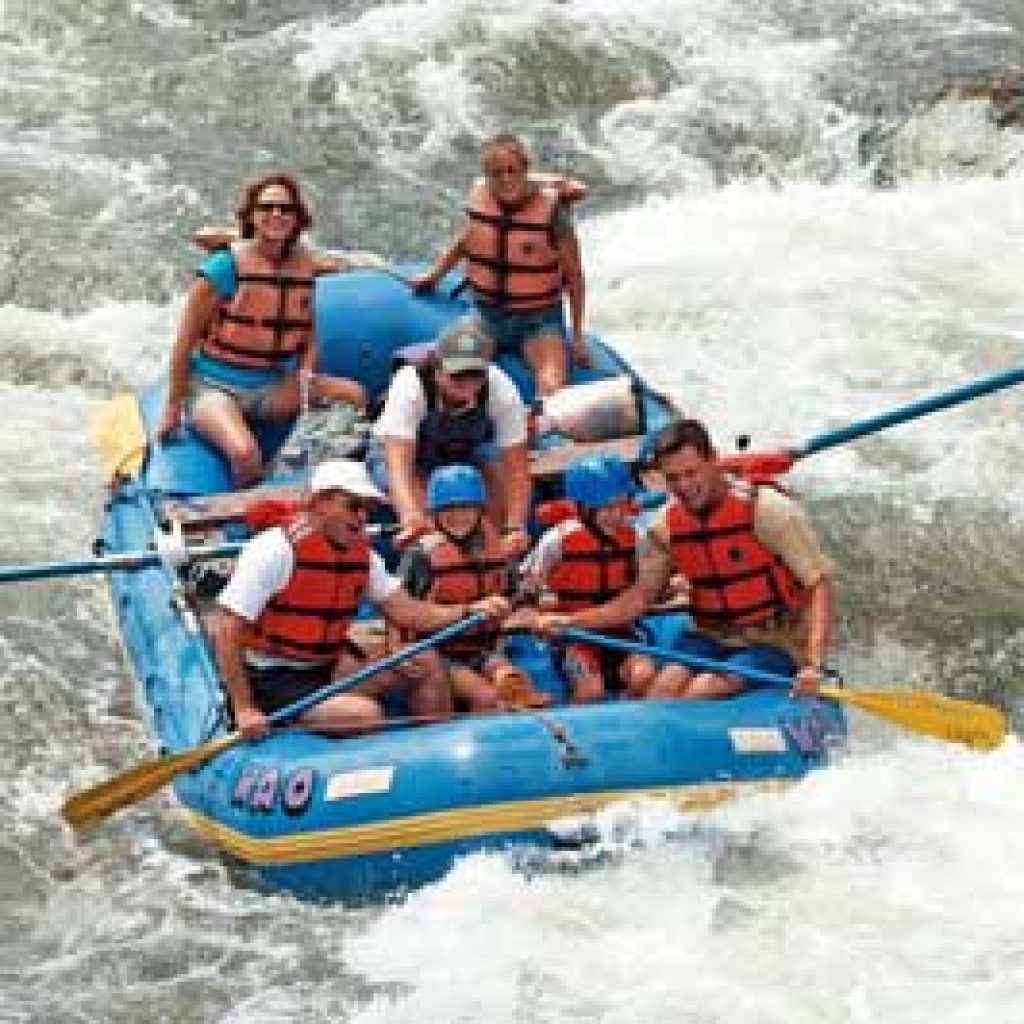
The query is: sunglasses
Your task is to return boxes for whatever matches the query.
[318,490,374,512]
[254,201,297,214]
[484,164,525,179]
[447,368,486,384]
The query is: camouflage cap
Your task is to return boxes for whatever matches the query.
[436,318,494,373]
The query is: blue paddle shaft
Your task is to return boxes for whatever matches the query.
[0,522,402,585]
[560,626,793,689]
[267,613,486,725]
[797,364,1024,458]
[0,542,243,583]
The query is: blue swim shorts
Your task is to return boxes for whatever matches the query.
[475,302,567,356]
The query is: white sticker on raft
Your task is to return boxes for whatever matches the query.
[728,727,788,754]
[325,766,396,801]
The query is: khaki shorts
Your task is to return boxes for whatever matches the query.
[183,374,282,421]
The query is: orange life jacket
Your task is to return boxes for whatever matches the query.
[200,243,317,370]
[546,519,638,612]
[244,517,370,663]
[463,180,563,312]
[415,523,510,658]
[664,481,808,629]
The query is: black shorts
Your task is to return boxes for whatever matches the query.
[244,662,335,716]
[242,638,369,716]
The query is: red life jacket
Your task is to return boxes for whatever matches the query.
[664,481,808,629]
[200,243,317,370]
[243,497,301,531]
[546,519,638,612]
[463,180,563,312]
[415,523,509,658]
[244,517,370,663]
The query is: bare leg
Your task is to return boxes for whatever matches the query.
[679,672,747,700]
[291,647,386,733]
[191,390,263,487]
[298,692,384,734]
[620,653,656,699]
[562,642,605,704]
[523,329,569,397]
[357,646,454,717]
[449,663,500,711]
[644,664,694,700]
[485,658,551,709]
[402,648,454,716]
[256,373,368,422]
[571,672,604,704]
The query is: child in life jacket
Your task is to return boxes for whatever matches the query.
[521,454,655,703]
[397,464,551,711]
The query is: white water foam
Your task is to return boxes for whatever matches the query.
[581,172,1024,508]
[346,739,1024,1024]
[292,0,1008,191]
[2,4,1022,1021]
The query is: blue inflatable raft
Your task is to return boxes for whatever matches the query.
[97,270,846,900]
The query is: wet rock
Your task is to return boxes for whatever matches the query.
[932,69,1024,130]
[860,68,1024,186]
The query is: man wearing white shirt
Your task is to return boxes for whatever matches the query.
[214,459,508,739]
[370,318,532,558]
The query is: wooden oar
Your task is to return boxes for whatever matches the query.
[559,627,1007,752]
[816,686,1006,752]
[61,614,485,829]
[91,394,148,483]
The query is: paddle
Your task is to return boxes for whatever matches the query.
[91,394,148,483]
[719,363,1024,477]
[61,613,485,829]
[0,542,243,585]
[558,627,1007,751]
[2,521,403,586]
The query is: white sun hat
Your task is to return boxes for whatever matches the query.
[310,459,386,502]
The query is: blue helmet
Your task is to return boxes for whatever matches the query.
[564,454,636,509]
[426,464,487,512]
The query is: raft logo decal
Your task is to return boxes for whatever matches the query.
[283,767,316,815]
[325,766,395,802]
[783,708,842,756]
[728,727,787,754]
[231,764,316,814]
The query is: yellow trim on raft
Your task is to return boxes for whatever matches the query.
[184,778,794,866]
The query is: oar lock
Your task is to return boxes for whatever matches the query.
[152,524,232,598]
[819,665,843,686]
[154,521,192,569]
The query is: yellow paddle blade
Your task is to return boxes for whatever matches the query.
[62,732,240,830]
[820,685,1007,751]
[91,394,148,483]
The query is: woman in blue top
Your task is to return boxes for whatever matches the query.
[158,171,367,486]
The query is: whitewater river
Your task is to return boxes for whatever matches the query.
[1,1,1023,1021]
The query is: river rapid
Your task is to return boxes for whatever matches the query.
[1,1,1023,1021]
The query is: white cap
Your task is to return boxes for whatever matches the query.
[310,459,386,502]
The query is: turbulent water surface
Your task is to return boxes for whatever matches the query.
[2,1,1023,1021]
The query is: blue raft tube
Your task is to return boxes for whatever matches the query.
[95,269,846,900]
